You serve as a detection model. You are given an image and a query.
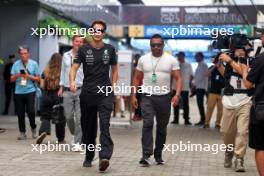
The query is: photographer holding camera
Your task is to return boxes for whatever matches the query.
[240,30,264,176]
[217,35,254,172]
[204,54,225,129]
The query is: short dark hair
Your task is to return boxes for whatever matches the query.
[195,52,204,58]
[8,54,15,59]
[72,35,84,41]
[91,20,107,31]
[176,51,185,57]
[150,34,163,42]
[18,45,29,53]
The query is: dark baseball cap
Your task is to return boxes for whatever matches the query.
[176,51,185,57]
[8,55,15,59]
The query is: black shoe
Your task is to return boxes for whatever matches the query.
[155,158,165,165]
[0,128,6,133]
[184,121,192,125]
[36,110,41,116]
[99,159,109,172]
[139,157,151,167]
[215,124,221,129]
[58,140,66,144]
[83,160,92,167]
[195,121,204,126]
[36,132,47,144]
[171,120,179,124]
[203,124,210,128]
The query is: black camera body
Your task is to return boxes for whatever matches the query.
[212,33,250,50]
[212,33,256,97]
[213,33,254,66]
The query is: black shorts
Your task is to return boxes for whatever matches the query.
[249,123,264,150]
[249,106,264,150]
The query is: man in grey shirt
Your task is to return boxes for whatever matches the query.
[193,52,208,126]
[171,52,193,125]
[132,34,182,166]
[58,35,84,149]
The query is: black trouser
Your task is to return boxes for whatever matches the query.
[141,93,171,159]
[15,92,36,133]
[80,92,114,161]
[135,92,142,116]
[196,89,206,122]
[173,90,190,123]
[3,82,15,114]
[39,90,65,141]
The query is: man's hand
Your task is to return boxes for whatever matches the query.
[132,95,138,109]
[171,95,180,107]
[240,63,249,72]
[69,63,81,93]
[23,73,40,83]
[70,81,77,93]
[112,83,116,95]
[11,74,23,82]
[24,73,31,80]
[58,86,64,97]
[15,73,23,79]
[220,53,232,63]
[215,62,221,69]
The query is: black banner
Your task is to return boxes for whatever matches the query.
[120,5,258,25]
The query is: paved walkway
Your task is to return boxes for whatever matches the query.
[0,98,259,176]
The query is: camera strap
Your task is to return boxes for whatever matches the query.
[22,62,27,72]
[22,61,39,90]
[224,63,253,96]
[255,46,262,57]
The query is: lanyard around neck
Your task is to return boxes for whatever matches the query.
[70,56,73,66]
[151,55,161,74]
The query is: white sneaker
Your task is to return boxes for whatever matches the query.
[31,128,37,139]
[234,158,245,172]
[17,132,27,140]
[71,136,75,145]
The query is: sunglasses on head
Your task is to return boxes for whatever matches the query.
[150,43,163,48]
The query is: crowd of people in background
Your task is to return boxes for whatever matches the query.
[0,20,264,175]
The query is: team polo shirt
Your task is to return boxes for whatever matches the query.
[74,43,117,94]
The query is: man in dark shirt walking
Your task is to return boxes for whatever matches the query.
[2,55,15,115]
[70,20,118,172]
[241,30,264,176]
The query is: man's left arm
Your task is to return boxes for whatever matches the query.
[241,64,254,88]
[220,53,243,75]
[110,48,118,87]
[172,69,182,106]
[240,57,262,89]
[111,64,118,86]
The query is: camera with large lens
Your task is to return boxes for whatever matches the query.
[212,33,249,50]
[212,33,254,66]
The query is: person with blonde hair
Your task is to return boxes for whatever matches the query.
[36,53,66,144]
